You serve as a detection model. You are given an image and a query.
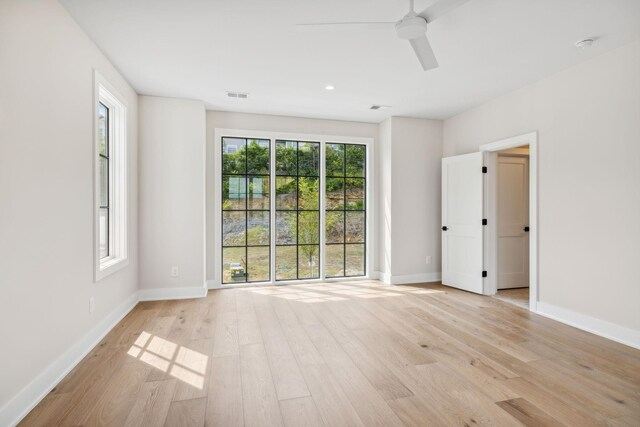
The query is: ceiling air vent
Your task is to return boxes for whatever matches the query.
[370,105,391,110]
[227,91,248,99]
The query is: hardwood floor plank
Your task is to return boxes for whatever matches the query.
[496,398,564,427]
[253,296,310,401]
[212,309,239,357]
[205,355,243,427]
[164,397,207,427]
[172,338,214,402]
[279,396,325,427]
[236,289,263,345]
[300,363,366,427]
[239,342,284,427]
[80,360,151,426]
[124,379,177,427]
[504,377,604,427]
[310,302,414,400]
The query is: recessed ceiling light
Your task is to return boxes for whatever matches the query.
[325,84,335,91]
[370,105,391,110]
[575,38,594,49]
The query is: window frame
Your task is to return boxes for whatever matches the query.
[213,129,373,288]
[94,71,128,282]
[221,138,272,284]
[324,143,367,278]
[274,140,321,282]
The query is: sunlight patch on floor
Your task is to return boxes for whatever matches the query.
[127,332,208,389]
[238,281,441,303]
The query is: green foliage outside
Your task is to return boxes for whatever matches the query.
[221,139,366,282]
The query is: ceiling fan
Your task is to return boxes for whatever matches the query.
[296,0,471,71]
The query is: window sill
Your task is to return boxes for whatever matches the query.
[95,256,129,282]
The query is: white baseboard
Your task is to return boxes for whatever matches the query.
[388,272,441,285]
[138,283,208,301]
[535,302,640,350]
[373,271,390,284]
[0,292,139,427]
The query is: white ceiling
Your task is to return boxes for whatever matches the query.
[60,0,640,123]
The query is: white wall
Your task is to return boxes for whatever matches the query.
[378,117,443,282]
[0,0,138,418]
[390,118,443,279]
[378,118,393,280]
[139,96,206,295]
[444,41,640,333]
[206,111,379,282]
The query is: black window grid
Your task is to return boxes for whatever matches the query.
[221,138,271,284]
[221,138,366,283]
[275,140,320,281]
[325,143,367,278]
[99,102,110,259]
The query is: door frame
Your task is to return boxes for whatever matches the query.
[480,132,538,311]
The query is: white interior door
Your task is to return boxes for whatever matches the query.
[497,155,529,289]
[442,152,484,294]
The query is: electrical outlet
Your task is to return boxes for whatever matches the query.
[171,266,179,277]
[425,255,432,265]
[89,297,95,313]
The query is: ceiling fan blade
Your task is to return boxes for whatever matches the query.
[418,0,471,23]
[409,35,438,70]
[296,22,395,31]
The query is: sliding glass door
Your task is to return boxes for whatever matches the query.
[221,138,271,283]
[220,136,367,285]
[325,143,366,277]
[275,140,320,280]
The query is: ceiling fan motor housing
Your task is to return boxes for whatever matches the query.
[395,16,428,39]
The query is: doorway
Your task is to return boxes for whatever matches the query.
[481,132,537,311]
[441,132,538,311]
[493,146,530,307]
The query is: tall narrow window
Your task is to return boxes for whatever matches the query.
[325,143,366,277]
[275,140,320,280]
[222,138,270,284]
[98,102,110,259]
[95,72,128,281]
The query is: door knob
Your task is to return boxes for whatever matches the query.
[524,226,530,232]
[442,226,448,231]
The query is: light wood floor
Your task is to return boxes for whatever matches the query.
[21,281,640,426]
[493,288,530,309]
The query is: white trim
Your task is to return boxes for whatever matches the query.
[0,292,139,427]
[479,131,538,311]
[535,302,640,350]
[387,272,442,285]
[213,128,375,286]
[138,283,208,301]
[94,70,129,282]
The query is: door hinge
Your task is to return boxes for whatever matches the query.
[482,218,487,226]
[482,166,487,173]
[482,271,487,278]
